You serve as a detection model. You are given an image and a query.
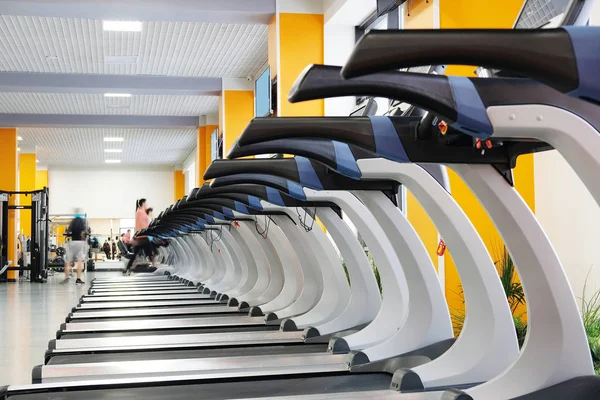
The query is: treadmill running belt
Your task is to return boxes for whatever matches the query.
[7,373,393,399]
[58,325,279,339]
[46,344,328,365]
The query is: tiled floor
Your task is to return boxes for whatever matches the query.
[0,270,121,385]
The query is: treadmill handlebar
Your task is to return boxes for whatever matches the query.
[290,64,455,123]
[341,27,600,103]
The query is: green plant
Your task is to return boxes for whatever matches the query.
[513,313,528,348]
[581,267,600,374]
[341,260,351,286]
[365,250,382,296]
[493,244,526,314]
[450,306,465,337]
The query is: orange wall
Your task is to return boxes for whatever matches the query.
[174,170,185,201]
[440,0,524,29]
[223,90,254,156]
[35,170,48,190]
[400,0,530,322]
[0,128,18,279]
[441,0,529,319]
[404,0,434,28]
[278,13,324,117]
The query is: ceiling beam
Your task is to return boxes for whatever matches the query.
[0,114,199,128]
[0,0,276,25]
[0,72,222,96]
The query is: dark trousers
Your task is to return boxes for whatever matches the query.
[126,237,156,271]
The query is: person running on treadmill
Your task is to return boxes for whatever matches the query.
[135,198,150,232]
[123,199,153,274]
[62,209,86,284]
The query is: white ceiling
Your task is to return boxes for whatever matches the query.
[18,127,197,167]
[0,13,268,167]
[0,16,268,77]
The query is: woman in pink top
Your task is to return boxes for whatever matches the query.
[124,198,154,274]
[135,198,150,233]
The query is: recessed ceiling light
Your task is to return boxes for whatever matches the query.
[36,159,39,163]
[104,137,124,142]
[104,56,138,64]
[104,93,132,98]
[105,160,122,164]
[106,104,130,109]
[104,149,123,153]
[17,147,20,151]
[102,20,142,32]
[17,136,22,141]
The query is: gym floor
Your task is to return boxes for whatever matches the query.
[0,271,121,385]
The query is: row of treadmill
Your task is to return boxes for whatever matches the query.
[4,26,600,400]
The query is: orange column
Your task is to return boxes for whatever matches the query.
[0,128,18,280]
[222,89,254,156]
[277,12,324,117]
[35,169,48,190]
[174,170,185,201]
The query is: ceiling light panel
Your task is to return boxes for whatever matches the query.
[104,93,132,98]
[104,56,138,64]
[104,159,122,163]
[0,16,267,77]
[104,149,123,153]
[102,20,143,32]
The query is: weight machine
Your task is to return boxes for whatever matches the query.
[0,188,50,283]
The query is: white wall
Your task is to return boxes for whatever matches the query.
[48,169,174,219]
[181,148,196,193]
[323,0,382,117]
[535,151,600,307]
[324,23,357,116]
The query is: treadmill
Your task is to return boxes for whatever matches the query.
[6,4,600,400]
[44,117,394,369]
[32,84,545,388]
[5,62,591,399]
[39,24,600,399]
